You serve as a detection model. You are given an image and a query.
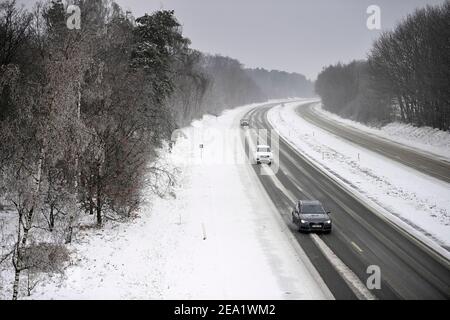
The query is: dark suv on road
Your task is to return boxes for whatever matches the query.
[240,119,250,127]
[292,200,332,233]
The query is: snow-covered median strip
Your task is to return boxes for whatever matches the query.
[313,103,450,161]
[268,102,450,256]
[17,100,329,300]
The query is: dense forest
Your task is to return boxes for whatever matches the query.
[0,0,313,299]
[170,56,315,127]
[315,1,449,130]
[169,54,266,126]
[246,68,314,101]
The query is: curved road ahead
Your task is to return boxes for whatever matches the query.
[241,103,450,300]
[296,103,450,183]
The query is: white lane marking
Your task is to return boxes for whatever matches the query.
[268,173,298,205]
[277,143,369,258]
[272,172,376,300]
[310,234,377,300]
[249,171,335,299]
[270,112,450,263]
[262,162,376,300]
[277,147,315,198]
[239,106,335,300]
[351,241,364,253]
[259,108,378,300]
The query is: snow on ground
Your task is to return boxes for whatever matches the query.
[0,209,16,298]
[268,102,450,254]
[313,104,450,161]
[5,99,329,300]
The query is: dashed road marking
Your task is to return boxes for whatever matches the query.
[311,234,377,300]
[351,241,364,253]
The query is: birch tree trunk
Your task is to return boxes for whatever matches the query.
[12,147,44,300]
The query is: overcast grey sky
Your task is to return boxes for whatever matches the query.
[20,0,445,79]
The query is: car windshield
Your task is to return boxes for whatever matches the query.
[258,147,270,152]
[302,204,325,214]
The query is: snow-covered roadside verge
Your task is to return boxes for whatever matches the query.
[1,99,329,300]
[268,102,450,257]
[313,103,450,161]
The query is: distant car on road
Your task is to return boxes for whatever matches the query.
[254,145,273,165]
[292,200,332,233]
[240,119,250,127]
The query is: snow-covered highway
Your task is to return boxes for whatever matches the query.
[296,103,450,183]
[244,101,450,299]
[11,100,449,300]
[13,101,332,300]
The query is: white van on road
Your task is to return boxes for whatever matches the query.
[254,145,273,165]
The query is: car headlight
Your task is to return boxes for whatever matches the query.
[300,220,306,224]
[325,220,331,224]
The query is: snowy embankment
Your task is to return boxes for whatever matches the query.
[313,104,450,161]
[268,102,450,256]
[9,99,330,300]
